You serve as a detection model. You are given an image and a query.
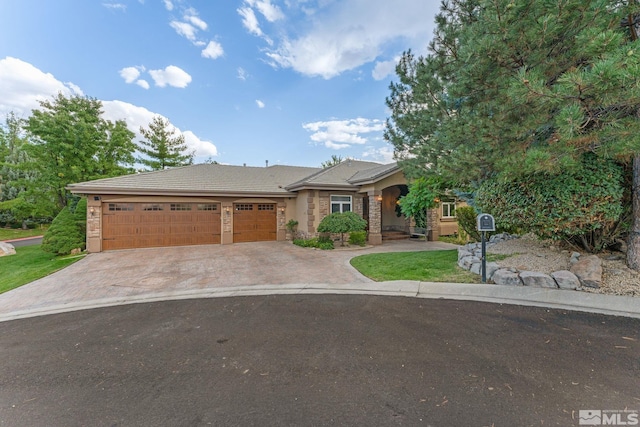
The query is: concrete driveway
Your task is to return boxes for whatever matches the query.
[0,240,458,316]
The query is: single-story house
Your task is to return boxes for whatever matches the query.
[68,160,460,252]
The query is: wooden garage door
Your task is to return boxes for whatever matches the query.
[102,203,221,251]
[233,203,277,243]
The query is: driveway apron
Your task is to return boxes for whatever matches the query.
[0,240,458,315]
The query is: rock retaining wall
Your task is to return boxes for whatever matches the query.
[458,234,600,290]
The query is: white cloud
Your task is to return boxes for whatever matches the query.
[184,8,207,31]
[362,146,395,163]
[163,0,173,11]
[237,67,248,81]
[256,100,265,108]
[136,79,150,89]
[262,0,437,79]
[202,41,224,59]
[372,58,398,81]
[238,6,263,37]
[247,0,284,22]
[0,58,217,160]
[119,66,143,83]
[103,3,127,11]
[303,118,385,150]
[103,101,218,159]
[170,21,198,42]
[0,57,82,117]
[149,65,192,88]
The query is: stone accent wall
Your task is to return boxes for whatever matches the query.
[222,206,232,233]
[354,196,364,217]
[87,204,101,239]
[307,191,316,233]
[427,208,439,241]
[318,191,330,220]
[368,194,381,234]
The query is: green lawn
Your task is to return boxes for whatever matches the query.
[350,250,481,283]
[0,245,83,294]
[0,227,48,241]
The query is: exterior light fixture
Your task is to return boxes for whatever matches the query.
[89,207,95,216]
[280,207,285,213]
[376,195,383,202]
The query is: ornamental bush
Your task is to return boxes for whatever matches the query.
[41,198,87,255]
[455,206,481,242]
[476,154,626,252]
[348,230,367,246]
[317,211,367,246]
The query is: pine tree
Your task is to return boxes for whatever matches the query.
[137,116,193,170]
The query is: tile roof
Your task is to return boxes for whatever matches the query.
[68,160,400,196]
[68,163,322,196]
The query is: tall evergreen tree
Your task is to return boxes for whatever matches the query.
[386,0,640,265]
[137,116,193,170]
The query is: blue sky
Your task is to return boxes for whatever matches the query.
[0,0,438,168]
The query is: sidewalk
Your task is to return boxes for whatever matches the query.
[1,280,638,323]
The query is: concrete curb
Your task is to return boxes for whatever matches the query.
[1,281,638,323]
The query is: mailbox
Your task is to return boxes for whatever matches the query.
[477,213,495,232]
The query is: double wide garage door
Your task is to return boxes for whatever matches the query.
[102,202,221,251]
[102,202,278,250]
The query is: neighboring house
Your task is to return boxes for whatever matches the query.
[68,160,459,252]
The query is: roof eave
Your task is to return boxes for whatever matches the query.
[348,166,402,185]
[284,183,361,192]
[67,186,297,198]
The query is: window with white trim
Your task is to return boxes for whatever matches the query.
[441,201,456,218]
[331,195,352,213]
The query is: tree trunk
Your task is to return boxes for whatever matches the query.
[627,155,640,270]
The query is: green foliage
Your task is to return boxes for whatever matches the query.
[0,245,84,294]
[476,155,626,252]
[398,177,439,228]
[455,206,481,242]
[41,199,87,255]
[317,212,367,246]
[24,94,136,210]
[138,116,194,170]
[293,237,334,250]
[348,230,367,246]
[285,219,299,233]
[350,250,478,283]
[321,155,343,168]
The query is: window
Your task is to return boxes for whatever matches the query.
[197,204,218,211]
[257,204,275,211]
[331,195,352,213]
[442,201,456,218]
[170,203,192,211]
[108,203,134,211]
[235,204,253,211]
[142,204,164,211]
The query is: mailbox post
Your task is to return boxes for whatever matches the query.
[476,214,496,283]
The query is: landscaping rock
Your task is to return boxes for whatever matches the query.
[470,262,482,275]
[457,249,473,261]
[0,242,16,257]
[520,271,558,288]
[492,269,523,286]
[570,252,581,264]
[458,256,480,270]
[570,255,602,288]
[551,270,581,290]
[486,262,500,280]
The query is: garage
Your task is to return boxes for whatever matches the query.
[233,203,277,243]
[102,202,221,251]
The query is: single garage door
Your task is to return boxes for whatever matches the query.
[102,202,221,251]
[233,203,277,243]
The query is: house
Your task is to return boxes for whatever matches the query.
[68,160,459,252]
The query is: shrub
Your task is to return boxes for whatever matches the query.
[476,154,626,252]
[317,211,367,246]
[293,237,334,250]
[348,231,367,246]
[455,206,481,242]
[41,197,87,255]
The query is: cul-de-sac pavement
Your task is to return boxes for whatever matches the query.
[1,241,638,426]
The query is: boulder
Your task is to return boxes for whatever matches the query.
[570,252,581,264]
[520,271,558,288]
[492,269,523,286]
[458,256,480,270]
[570,255,602,288]
[0,242,16,257]
[457,248,473,261]
[486,262,500,280]
[551,270,581,290]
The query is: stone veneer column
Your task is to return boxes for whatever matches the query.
[368,192,382,245]
[354,195,363,217]
[306,191,316,234]
[277,203,286,241]
[427,208,439,241]
[221,202,233,244]
[86,198,101,253]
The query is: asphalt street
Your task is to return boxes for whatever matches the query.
[1,295,638,427]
